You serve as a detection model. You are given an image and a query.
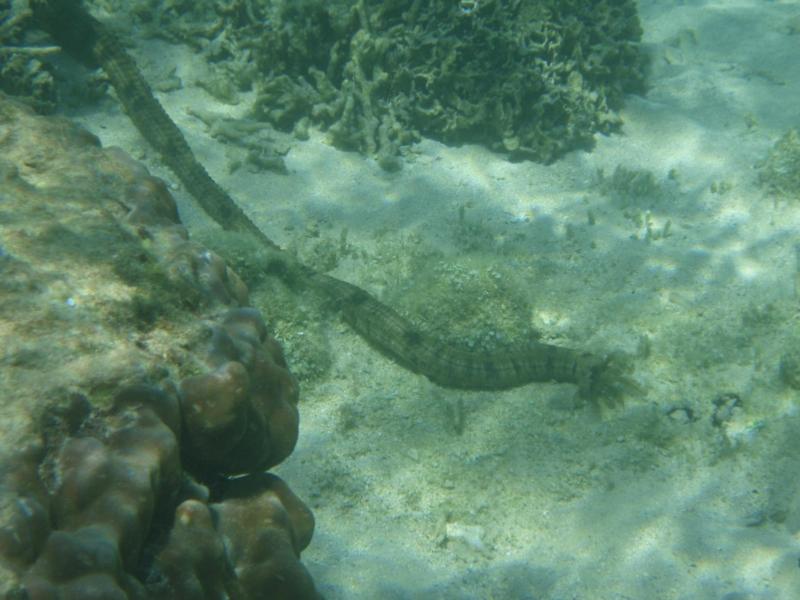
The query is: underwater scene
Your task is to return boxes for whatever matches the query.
[1,0,800,598]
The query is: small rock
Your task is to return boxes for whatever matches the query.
[445,522,486,552]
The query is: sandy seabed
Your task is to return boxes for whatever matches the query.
[67,1,800,598]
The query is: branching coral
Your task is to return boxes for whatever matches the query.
[0,0,57,112]
[248,0,645,167]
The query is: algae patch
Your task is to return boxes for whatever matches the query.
[759,128,800,200]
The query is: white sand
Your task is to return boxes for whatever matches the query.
[70,1,800,598]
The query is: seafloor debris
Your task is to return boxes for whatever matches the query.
[711,392,742,428]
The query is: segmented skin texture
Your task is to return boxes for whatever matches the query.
[309,273,626,399]
[32,0,633,401]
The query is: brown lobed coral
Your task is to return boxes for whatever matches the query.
[0,93,320,598]
[179,308,301,477]
[4,383,319,599]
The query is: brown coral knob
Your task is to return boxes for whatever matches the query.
[179,308,300,477]
[153,499,237,600]
[213,473,319,600]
